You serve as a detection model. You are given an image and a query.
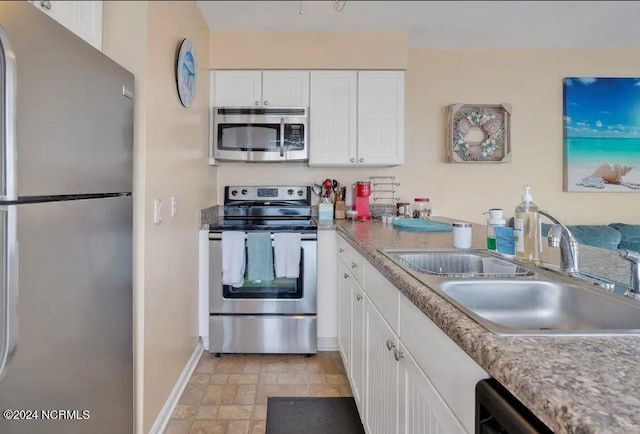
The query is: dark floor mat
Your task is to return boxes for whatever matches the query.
[266,397,365,434]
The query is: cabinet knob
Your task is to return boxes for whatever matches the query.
[350,158,355,163]
[393,349,404,362]
[351,262,357,269]
[343,273,349,279]
[264,100,269,106]
[356,294,363,301]
[255,101,260,106]
[40,0,52,9]
[339,248,344,253]
[386,339,396,351]
[359,158,364,163]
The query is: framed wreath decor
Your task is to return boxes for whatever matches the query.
[446,103,512,163]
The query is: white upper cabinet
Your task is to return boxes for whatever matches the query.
[309,70,404,167]
[357,71,405,166]
[309,71,358,165]
[29,1,103,50]
[213,70,309,107]
[262,71,310,107]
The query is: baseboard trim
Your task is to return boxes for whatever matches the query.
[317,337,338,351]
[149,339,204,434]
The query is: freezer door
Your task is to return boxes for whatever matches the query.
[0,206,17,382]
[0,196,133,434]
[0,2,134,197]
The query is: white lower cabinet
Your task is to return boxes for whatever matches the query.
[337,234,488,434]
[398,343,466,434]
[365,298,399,434]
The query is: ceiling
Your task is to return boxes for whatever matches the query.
[196,1,640,49]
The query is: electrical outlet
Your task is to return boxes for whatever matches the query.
[154,198,163,224]
[171,196,177,217]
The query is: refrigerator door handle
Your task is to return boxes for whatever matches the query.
[0,206,17,381]
[0,24,17,201]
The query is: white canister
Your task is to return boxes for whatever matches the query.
[452,222,473,249]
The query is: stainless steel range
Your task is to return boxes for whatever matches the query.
[208,185,317,355]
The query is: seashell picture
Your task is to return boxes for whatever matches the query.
[564,77,640,192]
[446,103,512,163]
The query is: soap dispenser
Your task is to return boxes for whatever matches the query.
[485,209,506,251]
[514,185,542,262]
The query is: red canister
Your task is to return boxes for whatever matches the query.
[357,181,371,197]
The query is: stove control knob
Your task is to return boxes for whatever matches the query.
[287,189,294,196]
[231,189,238,196]
[241,189,248,195]
[297,190,304,196]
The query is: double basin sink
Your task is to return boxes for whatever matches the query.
[380,249,640,336]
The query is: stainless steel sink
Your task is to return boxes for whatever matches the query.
[438,280,640,336]
[379,248,640,336]
[381,249,534,278]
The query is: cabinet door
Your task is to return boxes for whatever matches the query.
[30,1,103,50]
[351,283,366,413]
[337,262,352,372]
[365,298,399,434]
[398,343,466,434]
[262,70,310,107]
[214,70,262,107]
[309,71,357,166]
[357,71,404,166]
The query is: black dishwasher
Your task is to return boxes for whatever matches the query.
[476,379,555,434]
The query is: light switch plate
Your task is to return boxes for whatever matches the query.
[154,198,163,224]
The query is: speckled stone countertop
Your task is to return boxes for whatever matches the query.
[334,218,640,434]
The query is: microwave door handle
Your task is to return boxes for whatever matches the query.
[279,118,285,158]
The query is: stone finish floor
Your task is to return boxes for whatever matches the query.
[166,351,353,434]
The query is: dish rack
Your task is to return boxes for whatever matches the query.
[369,176,399,219]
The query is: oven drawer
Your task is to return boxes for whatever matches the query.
[209,315,317,354]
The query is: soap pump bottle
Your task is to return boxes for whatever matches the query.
[514,185,542,262]
[485,209,506,251]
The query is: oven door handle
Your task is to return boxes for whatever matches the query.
[279,117,285,158]
[209,232,317,241]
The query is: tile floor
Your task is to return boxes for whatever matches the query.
[166,351,353,434]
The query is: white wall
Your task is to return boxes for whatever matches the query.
[103,1,216,432]
[210,31,640,225]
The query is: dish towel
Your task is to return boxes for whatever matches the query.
[247,232,274,282]
[222,231,246,287]
[273,233,302,279]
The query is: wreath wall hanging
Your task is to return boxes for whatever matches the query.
[446,103,512,163]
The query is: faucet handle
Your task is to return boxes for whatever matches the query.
[619,249,640,263]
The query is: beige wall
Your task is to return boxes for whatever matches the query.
[211,32,640,225]
[104,1,215,432]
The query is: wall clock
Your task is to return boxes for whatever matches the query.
[176,38,197,107]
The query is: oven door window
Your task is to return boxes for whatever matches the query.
[223,248,304,299]
[217,123,305,152]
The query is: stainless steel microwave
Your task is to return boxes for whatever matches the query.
[212,107,308,162]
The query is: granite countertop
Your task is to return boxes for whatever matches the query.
[333,218,640,434]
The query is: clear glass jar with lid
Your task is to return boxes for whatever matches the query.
[413,197,431,220]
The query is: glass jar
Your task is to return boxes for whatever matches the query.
[413,198,431,220]
[396,202,411,218]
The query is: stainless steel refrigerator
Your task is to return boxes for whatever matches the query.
[0,3,133,433]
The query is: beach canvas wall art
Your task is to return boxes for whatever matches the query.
[564,77,640,192]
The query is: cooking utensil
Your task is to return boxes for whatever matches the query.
[323,179,333,198]
[312,183,322,196]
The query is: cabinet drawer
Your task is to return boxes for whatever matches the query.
[349,248,366,288]
[365,262,399,335]
[337,235,352,266]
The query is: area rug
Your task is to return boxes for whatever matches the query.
[265,397,365,434]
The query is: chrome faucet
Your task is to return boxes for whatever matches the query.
[619,249,640,300]
[538,210,580,274]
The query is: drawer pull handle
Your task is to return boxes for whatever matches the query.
[356,294,363,301]
[386,340,395,351]
[351,262,358,269]
[339,248,344,253]
[394,349,404,362]
[343,273,349,279]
